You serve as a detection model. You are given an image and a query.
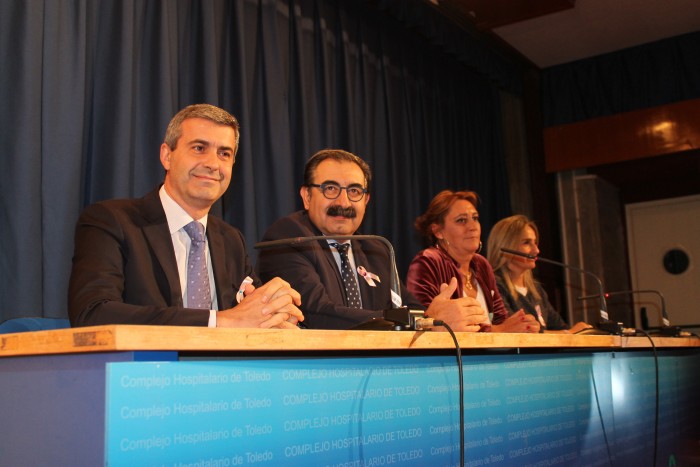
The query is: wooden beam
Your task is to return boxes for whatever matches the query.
[444,0,576,30]
[544,98,700,172]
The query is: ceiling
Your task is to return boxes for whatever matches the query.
[429,0,700,68]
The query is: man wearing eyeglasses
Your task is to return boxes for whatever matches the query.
[257,149,487,331]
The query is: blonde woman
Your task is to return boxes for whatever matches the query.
[487,215,590,334]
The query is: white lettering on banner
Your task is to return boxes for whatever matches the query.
[120,374,171,389]
[508,420,577,440]
[120,404,171,420]
[427,383,463,393]
[506,389,576,404]
[173,373,230,386]
[245,451,273,463]
[426,365,454,373]
[430,443,460,455]
[429,423,459,434]
[244,397,272,409]
[172,401,229,416]
[119,435,171,451]
[284,441,333,457]
[396,450,423,462]
[395,428,422,439]
[509,436,577,459]
[280,366,422,381]
[173,429,229,445]
[391,385,420,396]
[507,405,576,422]
[173,457,231,467]
[283,417,330,431]
[245,424,273,436]
[281,368,370,380]
[429,403,460,414]
[282,392,328,406]
[505,374,573,386]
[244,370,271,382]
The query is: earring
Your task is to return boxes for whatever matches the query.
[476,241,483,254]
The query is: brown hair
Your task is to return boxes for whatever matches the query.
[163,104,240,154]
[414,190,479,245]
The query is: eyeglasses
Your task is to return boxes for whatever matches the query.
[308,183,367,202]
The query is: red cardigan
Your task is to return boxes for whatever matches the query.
[406,246,507,325]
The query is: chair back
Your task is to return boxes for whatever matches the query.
[0,317,71,334]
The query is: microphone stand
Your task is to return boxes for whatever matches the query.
[578,290,682,337]
[255,235,425,330]
[501,248,624,335]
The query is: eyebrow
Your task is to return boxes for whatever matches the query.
[188,139,235,152]
[319,179,364,186]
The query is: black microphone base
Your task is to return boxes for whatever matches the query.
[350,307,426,331]
[595,320,625,335]
[654,326,684,337]
[577,321,625,335]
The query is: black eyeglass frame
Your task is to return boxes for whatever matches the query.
[308,183,368,202]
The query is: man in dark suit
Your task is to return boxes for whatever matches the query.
[68,104,303,328]
[257,149,486,330]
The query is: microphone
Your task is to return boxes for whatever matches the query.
[255,235,425,330]
[578,290,682,337]
[500,248,625,335]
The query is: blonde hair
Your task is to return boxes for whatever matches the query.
[487,215,541,301]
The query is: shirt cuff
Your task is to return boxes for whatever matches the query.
[208,310,217,328]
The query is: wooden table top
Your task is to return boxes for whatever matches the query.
[1,325,698,358]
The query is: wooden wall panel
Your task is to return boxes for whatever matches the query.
[544,98,700,172]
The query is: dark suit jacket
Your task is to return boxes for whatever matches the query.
[68,187,258,327]
[256,210,423,329]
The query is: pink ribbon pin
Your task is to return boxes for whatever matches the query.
[357,266,380,287]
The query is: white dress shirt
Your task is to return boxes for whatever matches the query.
[159,186,218,327]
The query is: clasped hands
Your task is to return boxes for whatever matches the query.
[217,277,304,329]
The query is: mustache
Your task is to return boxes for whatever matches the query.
[326,205,356,218]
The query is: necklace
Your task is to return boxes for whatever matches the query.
[464,270,474,291]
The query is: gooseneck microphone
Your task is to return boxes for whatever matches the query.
[578,289,682,337]
[500,248,625,335]
[256,235,401,297]
[255,235,426,330]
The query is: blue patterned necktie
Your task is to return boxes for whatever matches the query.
[332,242,362,309]
[183,221,212,310]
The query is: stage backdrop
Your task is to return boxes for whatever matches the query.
[0,0,513,321]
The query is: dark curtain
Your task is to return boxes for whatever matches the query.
[0,0,511,320]
[542,30,700,126]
